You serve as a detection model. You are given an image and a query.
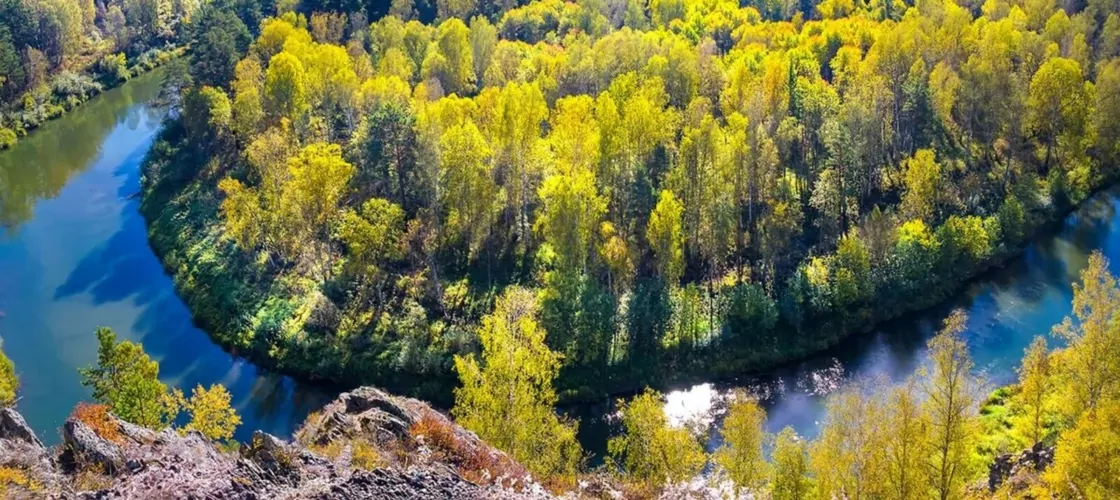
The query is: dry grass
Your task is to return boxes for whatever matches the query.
[408,411,526,489]
[71,464,112,492]
[71,403,123,444]
[349,439,385,470]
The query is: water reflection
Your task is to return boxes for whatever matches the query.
[0,71,332,444]
[575,187,1120,459]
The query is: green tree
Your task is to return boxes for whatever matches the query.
[452,287,582,477]
[339,198,406,279]
[608,388,706,487]
[79,327,179,429]
[715,394,770,495]
[190,6,251,88]
[183,384,241,442]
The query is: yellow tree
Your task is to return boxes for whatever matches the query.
[535,169,607,274]
[482,82,548,246]
[607,388,706,487]
[900,149,943,223]
[922,310,981,500]
[647,190,685,285]
[810,381,888,500]
[1044,398,1120,498]
[1016,336,1054,445]
[1027,57,1092,171]
[183,384,241,442]
[714,394,770,495]
[439,121,500,259]
[885,380,929,500]
[771,427,811,500]
[452,287,582,477]
[280,143,355,265]
[264,52,309,123]
[1052,251,1120,416]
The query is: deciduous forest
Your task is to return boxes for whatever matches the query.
[144,0,1120,403]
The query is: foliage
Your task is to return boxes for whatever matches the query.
[1045,399,1120,498]
[607,388,706,487]
[78,327,179,430]
[714,394,769,495]
[183,384,242,442]
[0,346,16,407]
[452,287,581,477]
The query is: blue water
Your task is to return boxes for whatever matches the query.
[0,72,330,445]
[2,71,1118,457]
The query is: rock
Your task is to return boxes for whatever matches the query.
[988,442,1056,491]
[0,387,552,499]
[64,418,127,475]
[0,407,44,448]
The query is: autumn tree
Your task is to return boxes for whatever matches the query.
[922,310,981,500]
[1052,251,1120,416]
[0,346,16,407]
[608,388,706,487]
[183,384,241,442]
[452,287,582,477]
[647,190,686,285]
[714,394,770,495]
[1015,336,1054,445]
[771,427,811,500]
[339,198,406,280]
[1044,398,1120,498]
[1027,57,1091,171]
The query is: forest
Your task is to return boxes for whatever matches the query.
[141,0,1120,405]
[0,0,199,150]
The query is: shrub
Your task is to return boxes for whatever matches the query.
[0,466,41,494]
[71,403,124,444]
[0,128,17,150]
[98,53,130,83]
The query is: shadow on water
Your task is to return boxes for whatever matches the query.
[0,70,332,445]
[571,186,1120,462]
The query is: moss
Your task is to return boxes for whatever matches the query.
[0,466,41,494]
[0,347,17,407]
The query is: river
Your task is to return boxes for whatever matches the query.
[0,73,1117,456]
[0,71,331,445]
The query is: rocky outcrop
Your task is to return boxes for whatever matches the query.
[0,387,552,499]
[987,441,1056,493]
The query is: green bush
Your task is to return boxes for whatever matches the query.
[0,128,15,150]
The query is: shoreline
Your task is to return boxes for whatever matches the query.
[0,47,185,153]
[137,116,1118,409]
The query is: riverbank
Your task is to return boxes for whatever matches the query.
[137,101,1119,408]
[0,46,184,152]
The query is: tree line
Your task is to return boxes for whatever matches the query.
[452,250,1120,498]
[0,0,202,149]
[145,0,1120,402]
